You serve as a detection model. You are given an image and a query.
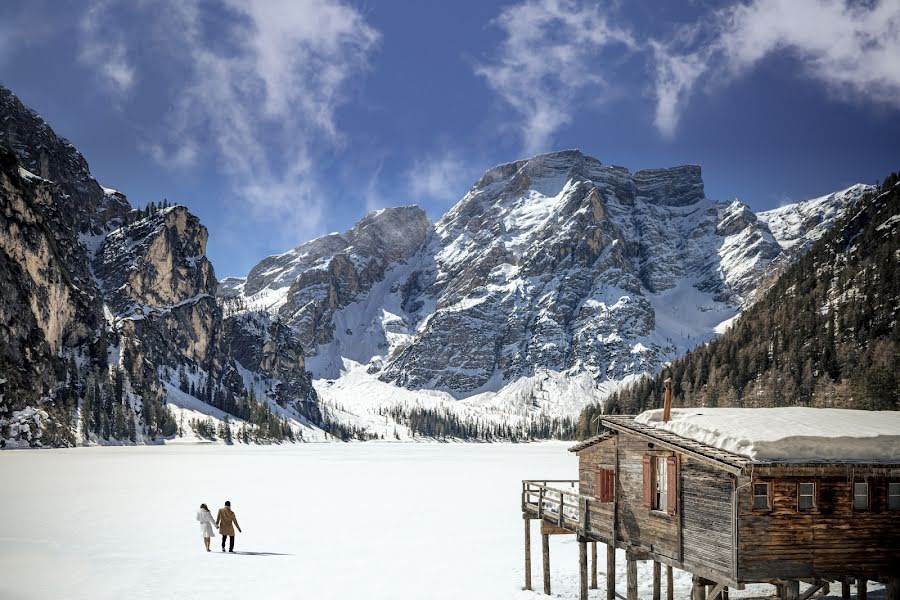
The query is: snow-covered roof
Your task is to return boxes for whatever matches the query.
[634,407,900,462]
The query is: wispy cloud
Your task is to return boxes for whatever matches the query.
[651,0,900,138]
[406,150,475,205]
[475,0,635,155]
[79,0,379,243]
[78,0,135,96]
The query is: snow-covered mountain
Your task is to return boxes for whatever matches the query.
[225,150,874,433]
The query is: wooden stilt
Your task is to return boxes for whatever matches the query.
[692,575,707,600]
[579,538,589,600]
[627,553,638,600]
[858,578,867,600]
[842,580,851,600]
[887,576,900,600]
[606,544,616,600]
[653,561,661,600]
[722,587,729,600]
[542,533,551,595]
[524,518,532,591]
[783,580,800,600]
[666,565,674,600]
[591,542,598,589]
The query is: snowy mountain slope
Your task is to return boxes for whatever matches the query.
[225,150,871,437]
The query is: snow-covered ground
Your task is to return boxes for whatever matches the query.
[0,444,876,600]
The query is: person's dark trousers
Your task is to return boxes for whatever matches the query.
[221,535,234,552]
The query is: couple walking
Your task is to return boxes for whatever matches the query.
[196,501,243,553]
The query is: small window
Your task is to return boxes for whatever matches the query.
[798,482,816,511]
[654,456,668,512]
[596,468,615,503]
[853,482,869,510]
[753,483,771,510]
[888,482,900,510]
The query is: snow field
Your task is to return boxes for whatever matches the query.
[0,444,884,599]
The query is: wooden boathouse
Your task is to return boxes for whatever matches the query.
[521,406,900,600]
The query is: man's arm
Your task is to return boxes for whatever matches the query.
[215,509,221,527]
[234,515,241,532]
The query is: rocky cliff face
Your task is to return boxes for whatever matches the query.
[0,86,321,447]
[230,150,870,412]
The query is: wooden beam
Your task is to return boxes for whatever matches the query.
[607,544,616,600]
[580,538,589,600]
[707,583,726,600]
[653,561,662,600]
[541,521,573,536]
[692,575,707,600]
[542,533,551,595]
[591,542,598,590]
[858,579,867,600]
[524,518,532,591]
[783,580,800,600]
[887,576,900,600]
[627,553,638,600]
[666,565,674,600]
[799,581,828,600]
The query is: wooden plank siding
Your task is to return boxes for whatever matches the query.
[681,457,734,577]
[737,468,900,581]
[577,437,616,539]
[615,433,680,560]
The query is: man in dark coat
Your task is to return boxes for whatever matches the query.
[216,501,242,552]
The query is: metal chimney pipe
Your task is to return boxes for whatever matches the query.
[663,378,673,423]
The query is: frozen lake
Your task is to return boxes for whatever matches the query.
[0,443,587,600]
[0,443,873,600]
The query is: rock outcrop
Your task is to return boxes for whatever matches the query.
[0,85,321,447]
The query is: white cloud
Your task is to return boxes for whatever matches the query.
[79,0,379,243]
[652,0,900,138]
[78,0,135,96]
[475,0,635,155]
[406,151,474,203]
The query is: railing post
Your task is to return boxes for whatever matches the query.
[558,494,564,527]
[538,487,544,518]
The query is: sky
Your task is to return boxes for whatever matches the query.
[1,0,899,277]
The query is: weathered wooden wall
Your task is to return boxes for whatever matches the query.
[737,467,900,581]
[578,438,615,538]
[681,457,734,576]
[615,434,680,560]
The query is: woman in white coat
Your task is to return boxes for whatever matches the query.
[196,503,218,551]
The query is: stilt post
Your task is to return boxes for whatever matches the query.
[653,561,661,600]
[783,580,800,600]
[579,537,589,600]
[692,575,707,600]
[887,576,900,600]
[606,544,616,600]
[666,565,674,600]
[627,552,638,600]
[842,580,851,600]
[591,541,598,589]
[524,518,532,591]
[542,533,551,595]
[858,578,867,600]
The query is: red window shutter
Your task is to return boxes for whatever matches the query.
[595,470,604,501]
[666,456,677,515]
[642,455,652,509]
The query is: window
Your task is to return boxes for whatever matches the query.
[889,483,900,510]
[753,483,771,510]
[798,482,816,511]
[596,469,615,503]
[853,482,869,510]
[890,483,900,510]
[654,457,668,512]
[642,454,676,515]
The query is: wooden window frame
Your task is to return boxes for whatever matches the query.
[595,468,615,503]
[643,451,677,517]
[853,480,870,511]
[752,482,772,512]
[797,481,817,512]
[889,481,900,511]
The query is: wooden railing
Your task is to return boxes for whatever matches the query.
[522,480,581,529]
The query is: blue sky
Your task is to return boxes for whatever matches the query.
[1,0,898,277]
